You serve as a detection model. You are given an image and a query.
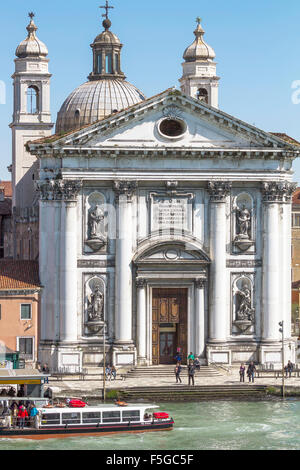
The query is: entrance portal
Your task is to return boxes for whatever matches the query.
[152,288,188,365]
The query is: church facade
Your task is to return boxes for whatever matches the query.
[12,10,299,369]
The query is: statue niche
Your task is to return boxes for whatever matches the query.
[233,193,254,252]
[86,193,107,252]
[233,277,255,335]
[85,278,105,336]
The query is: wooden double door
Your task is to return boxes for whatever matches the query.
[152,288,188,365]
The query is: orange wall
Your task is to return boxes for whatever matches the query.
[0,293,39,366]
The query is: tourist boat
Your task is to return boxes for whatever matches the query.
[0,400,174,440]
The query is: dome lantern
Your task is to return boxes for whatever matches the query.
[55,2,146,134]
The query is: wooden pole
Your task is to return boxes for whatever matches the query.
[103,324,106,402]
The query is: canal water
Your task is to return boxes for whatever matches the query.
[0,399,299,450]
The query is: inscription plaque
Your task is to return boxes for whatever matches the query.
[150,193,193,232]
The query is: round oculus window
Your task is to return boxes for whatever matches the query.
[158,118,187,139]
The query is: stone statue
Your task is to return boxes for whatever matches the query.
[88,205,104,240]
[236,283,254,322]
[88,287,104,322]
[236,205,251,239]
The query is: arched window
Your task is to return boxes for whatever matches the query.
[197,88,208,104]
[75,109,80,128]
[105,53,113,74]
[27,86,39,114]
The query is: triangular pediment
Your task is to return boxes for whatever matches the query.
[28,88,298,159]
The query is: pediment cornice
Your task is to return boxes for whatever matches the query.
[27,88,300,160]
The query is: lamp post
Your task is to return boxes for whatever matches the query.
[279,321,285,399]
[103,323,106,403]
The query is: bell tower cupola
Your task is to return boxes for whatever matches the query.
[10,13,53,209]
[179,18,219,108]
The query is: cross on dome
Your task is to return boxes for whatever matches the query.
[100,1,114,20]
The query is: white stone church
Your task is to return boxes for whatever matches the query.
[10,8,300,370]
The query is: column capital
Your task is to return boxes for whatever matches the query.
[36,179,82,202]
[113,181,138,203]
[208,181,232,202]
[195,278,206,289]
[136,278,147,289]
[261,181,297,203]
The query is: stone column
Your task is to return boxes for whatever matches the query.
[38,199,51,341]
[195,278,206,358]
[208,181,232,342]
[136,278,147,364]
[114,181,137,345]
[59,181,82,342]
[261,182,296,341]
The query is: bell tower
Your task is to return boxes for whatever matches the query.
[179,18,219,108]
[10,13,53,210]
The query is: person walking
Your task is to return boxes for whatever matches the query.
[247,362,256,383]
[175,362,182,384]
[188,361,195,386]
[239,363,246,382]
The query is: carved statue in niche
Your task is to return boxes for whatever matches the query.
[236,205,251,239]
[235,281,254,322]
[88,286,104,322]
[89,205,104,239]
[86,201,107,252]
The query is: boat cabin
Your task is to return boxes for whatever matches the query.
[39,404,159,427]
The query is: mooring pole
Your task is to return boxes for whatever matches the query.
[279,321,285,399]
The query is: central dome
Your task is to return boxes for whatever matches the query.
[56,79,146,134]
[55,14,146,135]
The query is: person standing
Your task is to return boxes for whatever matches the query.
[175,362,182,384]
[286,360,294,378]
[194,357,201,372]
[1,405,11,429]
[111,366,117,381]
[187,352,195,363]
[29,404,39,428]
[247,362,256,383]
[188,361,195,386]
[17,405,28,429]
[239,363,245,382]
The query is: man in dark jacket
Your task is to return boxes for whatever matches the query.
[188,361,195,386]
[175,363,182,384]
[247,362,256,383]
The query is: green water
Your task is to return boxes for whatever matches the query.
[0,399,299,450]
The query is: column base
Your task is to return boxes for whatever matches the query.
[112,344,137,367]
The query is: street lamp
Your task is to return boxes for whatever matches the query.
[279,321,285,399]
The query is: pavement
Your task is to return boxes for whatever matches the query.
[48,370,300,396]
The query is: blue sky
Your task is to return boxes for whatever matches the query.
[0,0,300,181]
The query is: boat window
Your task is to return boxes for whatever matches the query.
[82,412,101,424]
[41,413,61,426]
[62,412,81,425]
[102,411,121,423]
[122,410,140,422]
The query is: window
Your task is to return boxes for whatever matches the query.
[82,412,101,424]
[197,88,208,104]
[122,410,140,422]
[21,304,32,320]
[97,54,102,73]
[62,412,81,425]
[105,53,112,74]
[293,213,300,227]
[102,411,121,423]
[41,413,61,426]
[27,86,39,114]
[18,337,33,360]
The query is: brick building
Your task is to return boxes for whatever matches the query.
[0,181,12,258]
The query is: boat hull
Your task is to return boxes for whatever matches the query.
[0,420,174,440]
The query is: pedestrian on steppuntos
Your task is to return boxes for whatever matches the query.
[175,362,182,384]
[239,363,245,382]
[188,360,195,386]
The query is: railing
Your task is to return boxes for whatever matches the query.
[208,361,231,374]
